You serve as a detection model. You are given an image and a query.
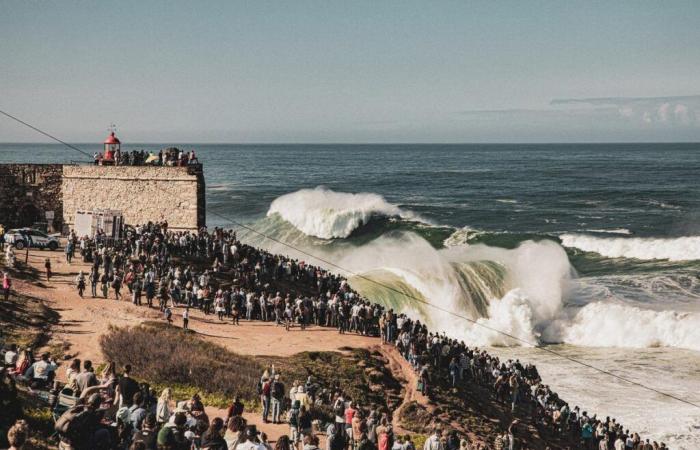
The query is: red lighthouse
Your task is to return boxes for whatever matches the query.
[103,130,120,165]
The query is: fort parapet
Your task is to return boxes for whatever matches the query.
[0,164,205,233]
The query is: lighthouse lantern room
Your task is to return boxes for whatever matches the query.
[103,127,120,165]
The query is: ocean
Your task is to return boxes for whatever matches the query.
[2,143,700,447]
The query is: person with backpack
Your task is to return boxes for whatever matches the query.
[156,411,189,450]
[132,413,158,450]
[288,400,301,446]
[271,374,286,424]
[56,393,106,450]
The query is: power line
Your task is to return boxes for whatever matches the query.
[2,108,698,410]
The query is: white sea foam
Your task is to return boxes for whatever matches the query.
[267,187,424,239]
[560,233,700,261]
[442,226,480,247]
[556,302,700,351]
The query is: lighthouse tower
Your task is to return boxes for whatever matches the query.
[103,128,121,165]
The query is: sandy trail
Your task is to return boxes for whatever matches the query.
[12,247,427,442]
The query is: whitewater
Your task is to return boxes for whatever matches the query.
[560,233,700,261]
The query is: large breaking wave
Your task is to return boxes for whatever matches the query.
[250,188,700,351]
[267,187,425,239]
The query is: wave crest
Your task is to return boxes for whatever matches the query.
[560,234,700,261]
[267,187,423,239]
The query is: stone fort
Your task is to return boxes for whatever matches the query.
[0,163,206,233]
[1,130,205,233]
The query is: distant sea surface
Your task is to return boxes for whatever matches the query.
[2,143,700,448]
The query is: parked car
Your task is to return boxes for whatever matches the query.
[4,228,59,251]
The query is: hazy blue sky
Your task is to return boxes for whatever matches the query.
[2,1,699,143]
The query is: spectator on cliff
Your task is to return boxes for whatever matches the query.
[65,240,74,264]
[29,352,57,389]
[44,258,52,281]
[75,270,86,297]
[6,419,29,450]
[424,429,443,450]
[112,271,123,300]
[3,271,11,301]
[99,271,110,298]
[271,374,285,424]
[75,360,98,394]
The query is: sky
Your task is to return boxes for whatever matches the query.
[1,0,700,143]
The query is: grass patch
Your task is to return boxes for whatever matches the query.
[0,288,59,449]
[100,322,264,409]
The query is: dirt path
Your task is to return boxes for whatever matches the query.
[375,344,432,435]
[9,248,385,442]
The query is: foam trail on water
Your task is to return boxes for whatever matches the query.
[560,234,700,261]
[267,187,425,239]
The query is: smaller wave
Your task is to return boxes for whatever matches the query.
[267,187,425,239]
[560,234,700,261]
[582,228,632,235]
[496,199,519,204]
[644,199,681,210]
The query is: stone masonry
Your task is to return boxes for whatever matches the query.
[62,165,205,232]
[0,164,205,233]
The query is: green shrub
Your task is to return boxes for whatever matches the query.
[100,323,263,407]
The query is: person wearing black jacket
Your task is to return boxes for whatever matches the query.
[271,374,285,424]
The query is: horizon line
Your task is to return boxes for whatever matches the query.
[1,141,699,146]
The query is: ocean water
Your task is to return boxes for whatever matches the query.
[2,143,700,447]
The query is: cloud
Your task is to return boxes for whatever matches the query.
[550,95,700,126]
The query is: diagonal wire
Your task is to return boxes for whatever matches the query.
[2,108,698,410]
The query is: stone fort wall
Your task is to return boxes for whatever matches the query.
[0,164,64,232]
[0,164,205,233]
[62,165,205,232]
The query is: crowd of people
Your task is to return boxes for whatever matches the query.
[1,222,668,450]
[93,147,200,167]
